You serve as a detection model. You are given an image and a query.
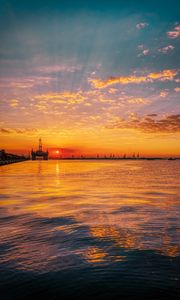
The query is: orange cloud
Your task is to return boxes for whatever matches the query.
[106,114,180,133]
[9,99,19,107]
[127,97,149,104]
[89,69,179,89]
[159,91,168,98]
[174,87,180,92]
[167,25,180,39]
[34,91,86,104]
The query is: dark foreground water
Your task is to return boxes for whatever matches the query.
[0,160,180,300]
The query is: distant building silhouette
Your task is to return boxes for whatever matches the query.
[31,138,48,160]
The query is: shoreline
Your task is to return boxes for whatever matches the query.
[1,157,179,166]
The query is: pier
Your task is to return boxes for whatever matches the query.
[0,150,29,166]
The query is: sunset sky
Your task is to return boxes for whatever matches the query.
[0,0,180,157]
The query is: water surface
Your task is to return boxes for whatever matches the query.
[0,160,180,299]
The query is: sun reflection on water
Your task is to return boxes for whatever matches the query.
[0,160,179,273]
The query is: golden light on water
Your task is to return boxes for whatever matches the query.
[0,160,179,274]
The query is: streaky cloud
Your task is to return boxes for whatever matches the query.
[89,70,179,89]
[106,114,180,133]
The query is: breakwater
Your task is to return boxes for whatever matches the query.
[0,158,29,166]
[0,150,29,166]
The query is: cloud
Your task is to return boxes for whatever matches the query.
[174,87,180,92]
[9,99,19,107]
[158,45,175,54]
[136,22,149,29]
[147,114,157,117]
[89,69,179,89]
[138,49,150,57]
[0,76,52,89]
[37,64,82,74]
[106,114,180,133]
[0,128,13,134]
[108,88,118,94]
[159,91,168,97]
[167,25,180,39]
[138,44,144,50]
[137,44,150,57]
[127,97,149,104]
[142,49,150,56]
[34,91,86,104]
[0,128,38,134]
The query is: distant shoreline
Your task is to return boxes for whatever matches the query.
[49,157,180,160]
[1,157,179,166]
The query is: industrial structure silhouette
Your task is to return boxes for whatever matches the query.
[31,138,48,160]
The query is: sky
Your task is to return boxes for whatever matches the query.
[0,0,180,157]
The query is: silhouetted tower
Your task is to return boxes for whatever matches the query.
[39,138,42,152]
[31,138,48,160]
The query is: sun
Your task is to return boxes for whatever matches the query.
[55,150,60,154]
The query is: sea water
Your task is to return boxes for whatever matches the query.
[0,160,179,299]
